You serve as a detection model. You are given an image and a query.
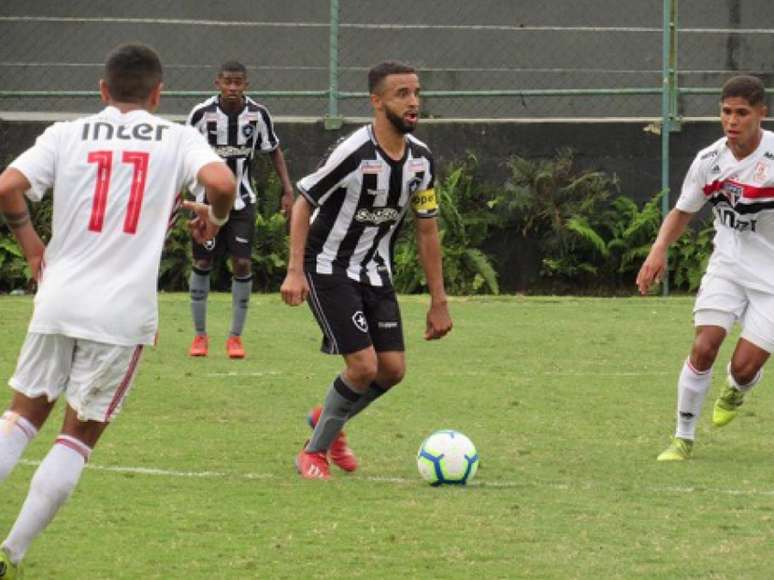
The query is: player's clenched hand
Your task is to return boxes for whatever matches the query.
[281,270,309,306]
[425,302,452,340]
[183,200,220,245]
[636,250,666,295]
[280,191,294,220]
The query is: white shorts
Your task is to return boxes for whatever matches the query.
[693,274,774,353]
[9,333,144,423]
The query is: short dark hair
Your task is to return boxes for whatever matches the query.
[219,61,247,76]
[721,75,766,106]
[104,43,163,104]
[368,61,417,94]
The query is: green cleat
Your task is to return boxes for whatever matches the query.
[0,549,20,580]
[657,437,694,461]
[713,384,746,427]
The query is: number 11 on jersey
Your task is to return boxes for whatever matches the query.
[87,150,149,234]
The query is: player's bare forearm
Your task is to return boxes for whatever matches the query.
[280,196,312,305]
[198,161,236,221]
[0,168,46,267]
[415,217,452,339]
[636,208,695,294]
[270,148,295,214]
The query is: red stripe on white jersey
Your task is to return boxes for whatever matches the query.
[703,179,774,200]
[104,345,143,422]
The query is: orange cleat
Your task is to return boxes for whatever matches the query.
[189,334,209,357]
[308,405,359,472]
[226,336,245,359]
[295,446,330,480]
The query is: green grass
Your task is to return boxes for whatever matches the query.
[2,293,774,579]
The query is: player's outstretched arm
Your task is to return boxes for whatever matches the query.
[280,196,312,306]
[0,168,45,279]
[270,148,295,219]
[415,217,452,340]
[636,208,695,295]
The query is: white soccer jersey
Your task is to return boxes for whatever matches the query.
[676,129,774,293]
[10,106,223,346]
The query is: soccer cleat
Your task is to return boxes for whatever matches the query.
[657,437,694,461]
[295,445,330,480]
[188,334,209,357]
[0,549,19,580]
[226,336,245,359]
[308,405,359,472]
[713,384,746,427]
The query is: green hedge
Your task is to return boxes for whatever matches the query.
[0,151,712,295]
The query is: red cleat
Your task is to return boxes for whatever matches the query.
[295,446,330,480]
[189,334,208,357]
[226,336,245,359]
[308,405,359,472]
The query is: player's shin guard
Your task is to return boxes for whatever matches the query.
[1,435,90,564]
[675,359,713,440]
[0,412,38,482]
[306,376,362,453]
[230,274,253,337]
[347,381,389,420]
[189,266,211,335]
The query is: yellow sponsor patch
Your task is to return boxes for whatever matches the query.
[411,188,438,215]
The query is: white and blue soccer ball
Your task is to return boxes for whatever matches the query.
[417,430,479,486]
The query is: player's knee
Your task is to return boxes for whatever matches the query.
[729,359,763,387]
[232,258,252,278]
[691,337,721,369]
[347,359,378,386]
[379,364,405,388]
[193,258,212,272]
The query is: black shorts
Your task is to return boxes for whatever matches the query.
[305,271,405,355]
[192,203,256,261]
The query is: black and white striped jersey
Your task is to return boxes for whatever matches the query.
[187,95,279,211]
[298,124,438,286]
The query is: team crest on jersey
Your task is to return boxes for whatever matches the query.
[352,311,369,333]
[721,182,743,206]
[753,161,769,184]
[242,125,254,138]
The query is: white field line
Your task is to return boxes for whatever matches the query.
[16,460,774,496]
[204,370,673,378]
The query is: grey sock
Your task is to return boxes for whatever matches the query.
[230,274,252,336]
[189,267,210,335]
[307,376,362,453]
[347,381,389,420]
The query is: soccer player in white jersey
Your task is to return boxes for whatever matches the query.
[281,61,453,480]
[0,43,235,576]
[186,61,295,359]
[637,75,774,461]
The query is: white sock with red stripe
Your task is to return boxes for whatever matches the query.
[1,435,91,564]
[675,359,713,440]
[0,411,38,482]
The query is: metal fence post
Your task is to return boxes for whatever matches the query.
[325,0,344,129]
[661,0,679,296]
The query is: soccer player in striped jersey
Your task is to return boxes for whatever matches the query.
[638,75,774,461]
[281,61,453,480]
[0,44,235,576]
[186,61,294,359]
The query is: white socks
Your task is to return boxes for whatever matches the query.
[0,411,38,482]
[675,360,713,440]
[2,436,91,565]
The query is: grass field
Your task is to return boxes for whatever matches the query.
[1,293,774,579]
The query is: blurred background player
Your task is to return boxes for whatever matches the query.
[280,61,453,480]
[186,61,294,359]
[0,43,234,577]
[637,75,774,461]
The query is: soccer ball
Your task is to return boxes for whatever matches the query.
[417,430,479,486]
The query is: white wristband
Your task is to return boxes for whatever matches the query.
[207,205,229,226]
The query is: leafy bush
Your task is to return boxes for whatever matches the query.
[393,155,500,295]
